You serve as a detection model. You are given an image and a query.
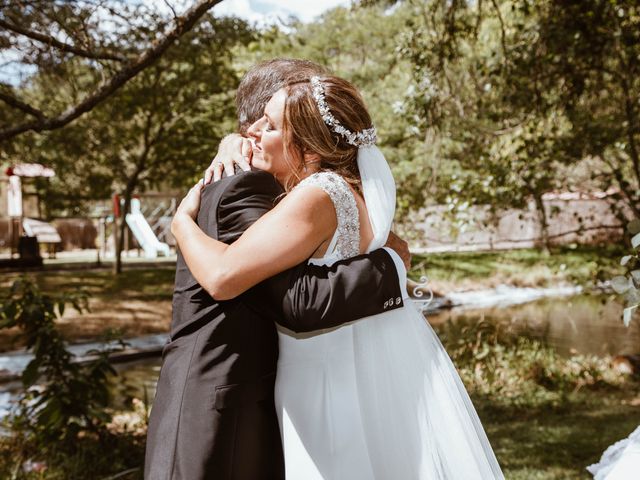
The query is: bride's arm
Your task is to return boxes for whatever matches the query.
[171,182,336,301]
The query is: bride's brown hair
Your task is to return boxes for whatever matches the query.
[280,76,374,192]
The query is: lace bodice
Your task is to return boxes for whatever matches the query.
[294,171,360,260]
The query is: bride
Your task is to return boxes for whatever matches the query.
[172,73,504,479]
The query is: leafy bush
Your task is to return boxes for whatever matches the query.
[437,317,624,408]
[0,277,143,478]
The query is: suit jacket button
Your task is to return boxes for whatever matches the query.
[396,297,401,305]
[384,301,389,308]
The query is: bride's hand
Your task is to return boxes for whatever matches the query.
[204,133,252,184]
[175,181,204,222]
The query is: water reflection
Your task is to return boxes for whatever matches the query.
[0,360,163,422]
[429,293,639,357]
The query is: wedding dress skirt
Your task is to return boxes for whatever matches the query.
[276,319,375,479]
[276,299,504,480]
[275,169,503,479]
[588,426,640,480]
[274,262,504,480]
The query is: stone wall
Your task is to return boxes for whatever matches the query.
[0,193,626,254]
[407,194,623,252]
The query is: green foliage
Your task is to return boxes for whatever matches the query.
[442,308,640,478]
[0,277,124,455]
[438,317,624,408]
[226,0,640,234]
[6,14,255,218]
[611,219,640,324]
[5,0,639,232]
[398,0,640,231]
[0,425,145,480]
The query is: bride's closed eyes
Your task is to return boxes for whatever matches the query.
[264,113,278,132]
[246,88,291,180]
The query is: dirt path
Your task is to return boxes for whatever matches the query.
[0,297,172,352]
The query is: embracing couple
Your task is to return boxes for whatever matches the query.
[144,59,504,480]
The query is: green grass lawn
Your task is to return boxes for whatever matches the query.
[480,391,640,479]
[0,267,177,351]
[0,246,638,479]
[0,244,627,350]
[411,244,625,290]
[0,266,177,302]
[0,244,623,300]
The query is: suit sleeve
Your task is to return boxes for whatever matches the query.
[259,249,406,333]
[208,171,283,244]
[214,173,406,333]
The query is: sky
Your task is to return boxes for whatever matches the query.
[212,0,350,25]
[152,0,351,25]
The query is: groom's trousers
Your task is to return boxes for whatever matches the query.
[145,303,284,480]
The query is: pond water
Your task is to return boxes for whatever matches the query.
[0,359,163,421]
[107,293,640,410]
[0,292,637,418]
[429,293,639,357]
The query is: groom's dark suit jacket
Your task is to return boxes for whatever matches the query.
[144,170,404,480]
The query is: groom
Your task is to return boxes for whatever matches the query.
[144,59,409,480]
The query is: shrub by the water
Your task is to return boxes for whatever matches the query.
[0,277,144,479]
[437,317,625,408]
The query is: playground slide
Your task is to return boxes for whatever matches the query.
[125,200,170,258]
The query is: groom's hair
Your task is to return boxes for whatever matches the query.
[236,58,328,134]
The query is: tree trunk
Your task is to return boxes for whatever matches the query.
[532,193,551,253]
[114,188,134,275]
[608,200,633,248]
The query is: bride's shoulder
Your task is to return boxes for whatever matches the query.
[296,170,344,189]
[272,172,342,223]
[294,171,351,203]
[270,180,337,237]
[277,175,336,215]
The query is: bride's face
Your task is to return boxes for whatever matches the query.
[247,88,295,182]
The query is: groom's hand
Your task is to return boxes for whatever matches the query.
[204,133,252,184]
[385,231,411,270]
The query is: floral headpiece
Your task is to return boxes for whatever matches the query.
[310,76,377,148]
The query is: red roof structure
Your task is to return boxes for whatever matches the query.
[5,163,55,178]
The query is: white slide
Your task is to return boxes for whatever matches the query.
[125,199,170,258]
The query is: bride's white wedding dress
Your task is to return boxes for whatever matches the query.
[274,151,504,479]
[588,426,640,480]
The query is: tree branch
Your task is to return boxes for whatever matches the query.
[0,0,222,142]
[473,0,483,40]
[489,0,507,57]
[163,0,179,20]
[0,18,126,62]
[0,89,45,120]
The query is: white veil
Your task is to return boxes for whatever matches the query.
[357,145,396,252]
[353,146,504,479]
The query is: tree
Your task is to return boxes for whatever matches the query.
[0,0,223,142]
[26,14,253,273]
[506,0,640,225]
[397,0,639,246]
